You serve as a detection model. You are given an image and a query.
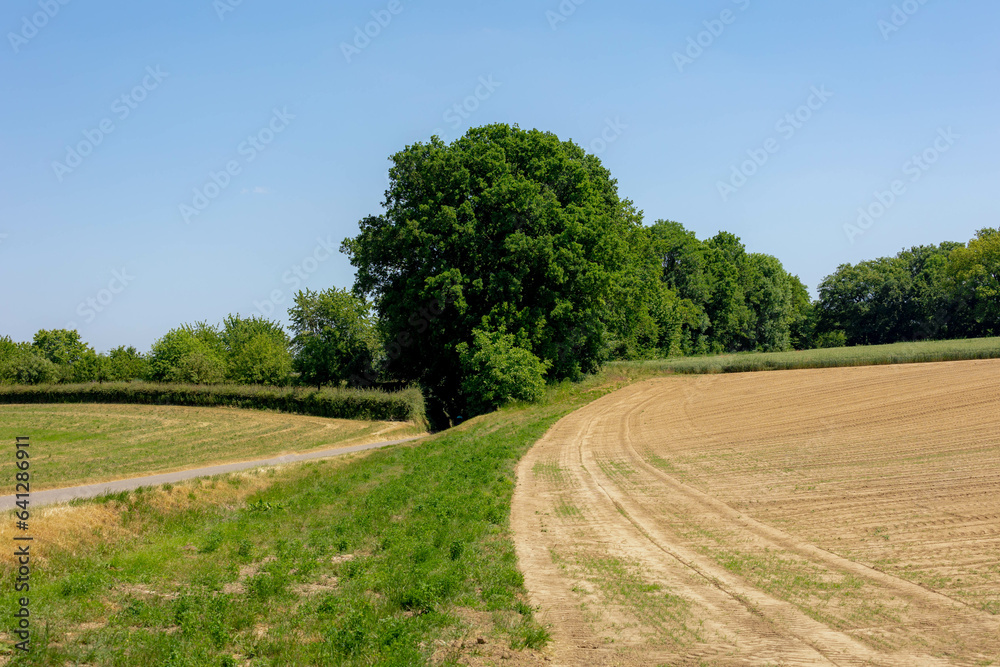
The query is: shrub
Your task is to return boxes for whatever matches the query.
[0,348,59,385]
[459,327,550,415]
[169,350,228,385]
[816,330,848,349]
[149,325,228,382]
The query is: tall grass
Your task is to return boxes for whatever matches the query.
[0,382,425,425]
[617,337,1000,376]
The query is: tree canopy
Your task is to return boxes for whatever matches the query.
[815,233,997,346]
[342,124,641,416]
[288,288,377,388]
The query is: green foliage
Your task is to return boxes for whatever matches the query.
[220,315,293,385]
[816,240,979,346]
[788,276,816,350]
[0,382,425,423]
[458,326,551,414]
[31,329,92,366]
[950,227,1000,336]
[148,325,229,384]
[0,335,17,362]
[816,330,847,349]
[171,350,228,385]
[648,220,713,355]
[343,124,640,414]
[107,346,149,381]
[604,223,683,360]
[68,349,112,383]
[0,345,59,385]
[650,222,806,355]
[288,288,376,388]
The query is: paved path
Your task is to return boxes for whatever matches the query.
[1,436,423,511]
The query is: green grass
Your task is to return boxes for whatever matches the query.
[0,404,424,490]
[0,371,640,666]
[0,382,426,425]
[615,337,1000,375]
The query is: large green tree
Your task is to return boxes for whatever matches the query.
[342,124,641,416]
[604,223,683,360]
[32,329,92,367]
[648,220,713,355]
[288,288,376,388]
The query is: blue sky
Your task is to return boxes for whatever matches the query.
[2,0,997,352]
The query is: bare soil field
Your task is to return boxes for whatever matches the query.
[513,359,1000,666]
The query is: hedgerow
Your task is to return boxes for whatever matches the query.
[0,382,425,425]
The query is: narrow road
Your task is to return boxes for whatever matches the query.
[1,436,422,511]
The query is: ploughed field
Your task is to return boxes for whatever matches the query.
[513,359,1000,666]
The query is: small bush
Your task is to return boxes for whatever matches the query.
[816,330,847,349]
[0,348,59,385]
[459,327,550,415]
[169,351,228,385]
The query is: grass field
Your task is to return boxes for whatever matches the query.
[0,373,640,666]
[618,335,1000,375]
[0,405,425,491]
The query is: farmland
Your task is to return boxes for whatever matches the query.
[2,351,999,665]
[514,359,1000,665]
[0,404,424,490]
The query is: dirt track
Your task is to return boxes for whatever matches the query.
[512,359,1000,666]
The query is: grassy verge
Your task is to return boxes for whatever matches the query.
[616,336,1000,375]
[0,371,642,666]
[0,382,425,426]
[0,405,425,490]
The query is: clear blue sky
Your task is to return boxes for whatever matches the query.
[2,0,997,352]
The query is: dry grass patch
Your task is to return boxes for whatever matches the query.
[0,403,424,489]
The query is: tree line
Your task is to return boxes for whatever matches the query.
[814,229,999,346]
[0,289,378,390]
[2,124,996,424]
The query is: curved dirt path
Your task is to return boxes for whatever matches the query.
[0,436,423,511]
[512,360,1000,666]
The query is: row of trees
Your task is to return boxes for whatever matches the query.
[605,222,813,359]
[0,289,379,390]
[4,125,996,423]
[341,124,820,421]
[341,124,997,421]
[815,229,999,346]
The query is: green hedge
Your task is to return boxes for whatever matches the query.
[0,382,425,425]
